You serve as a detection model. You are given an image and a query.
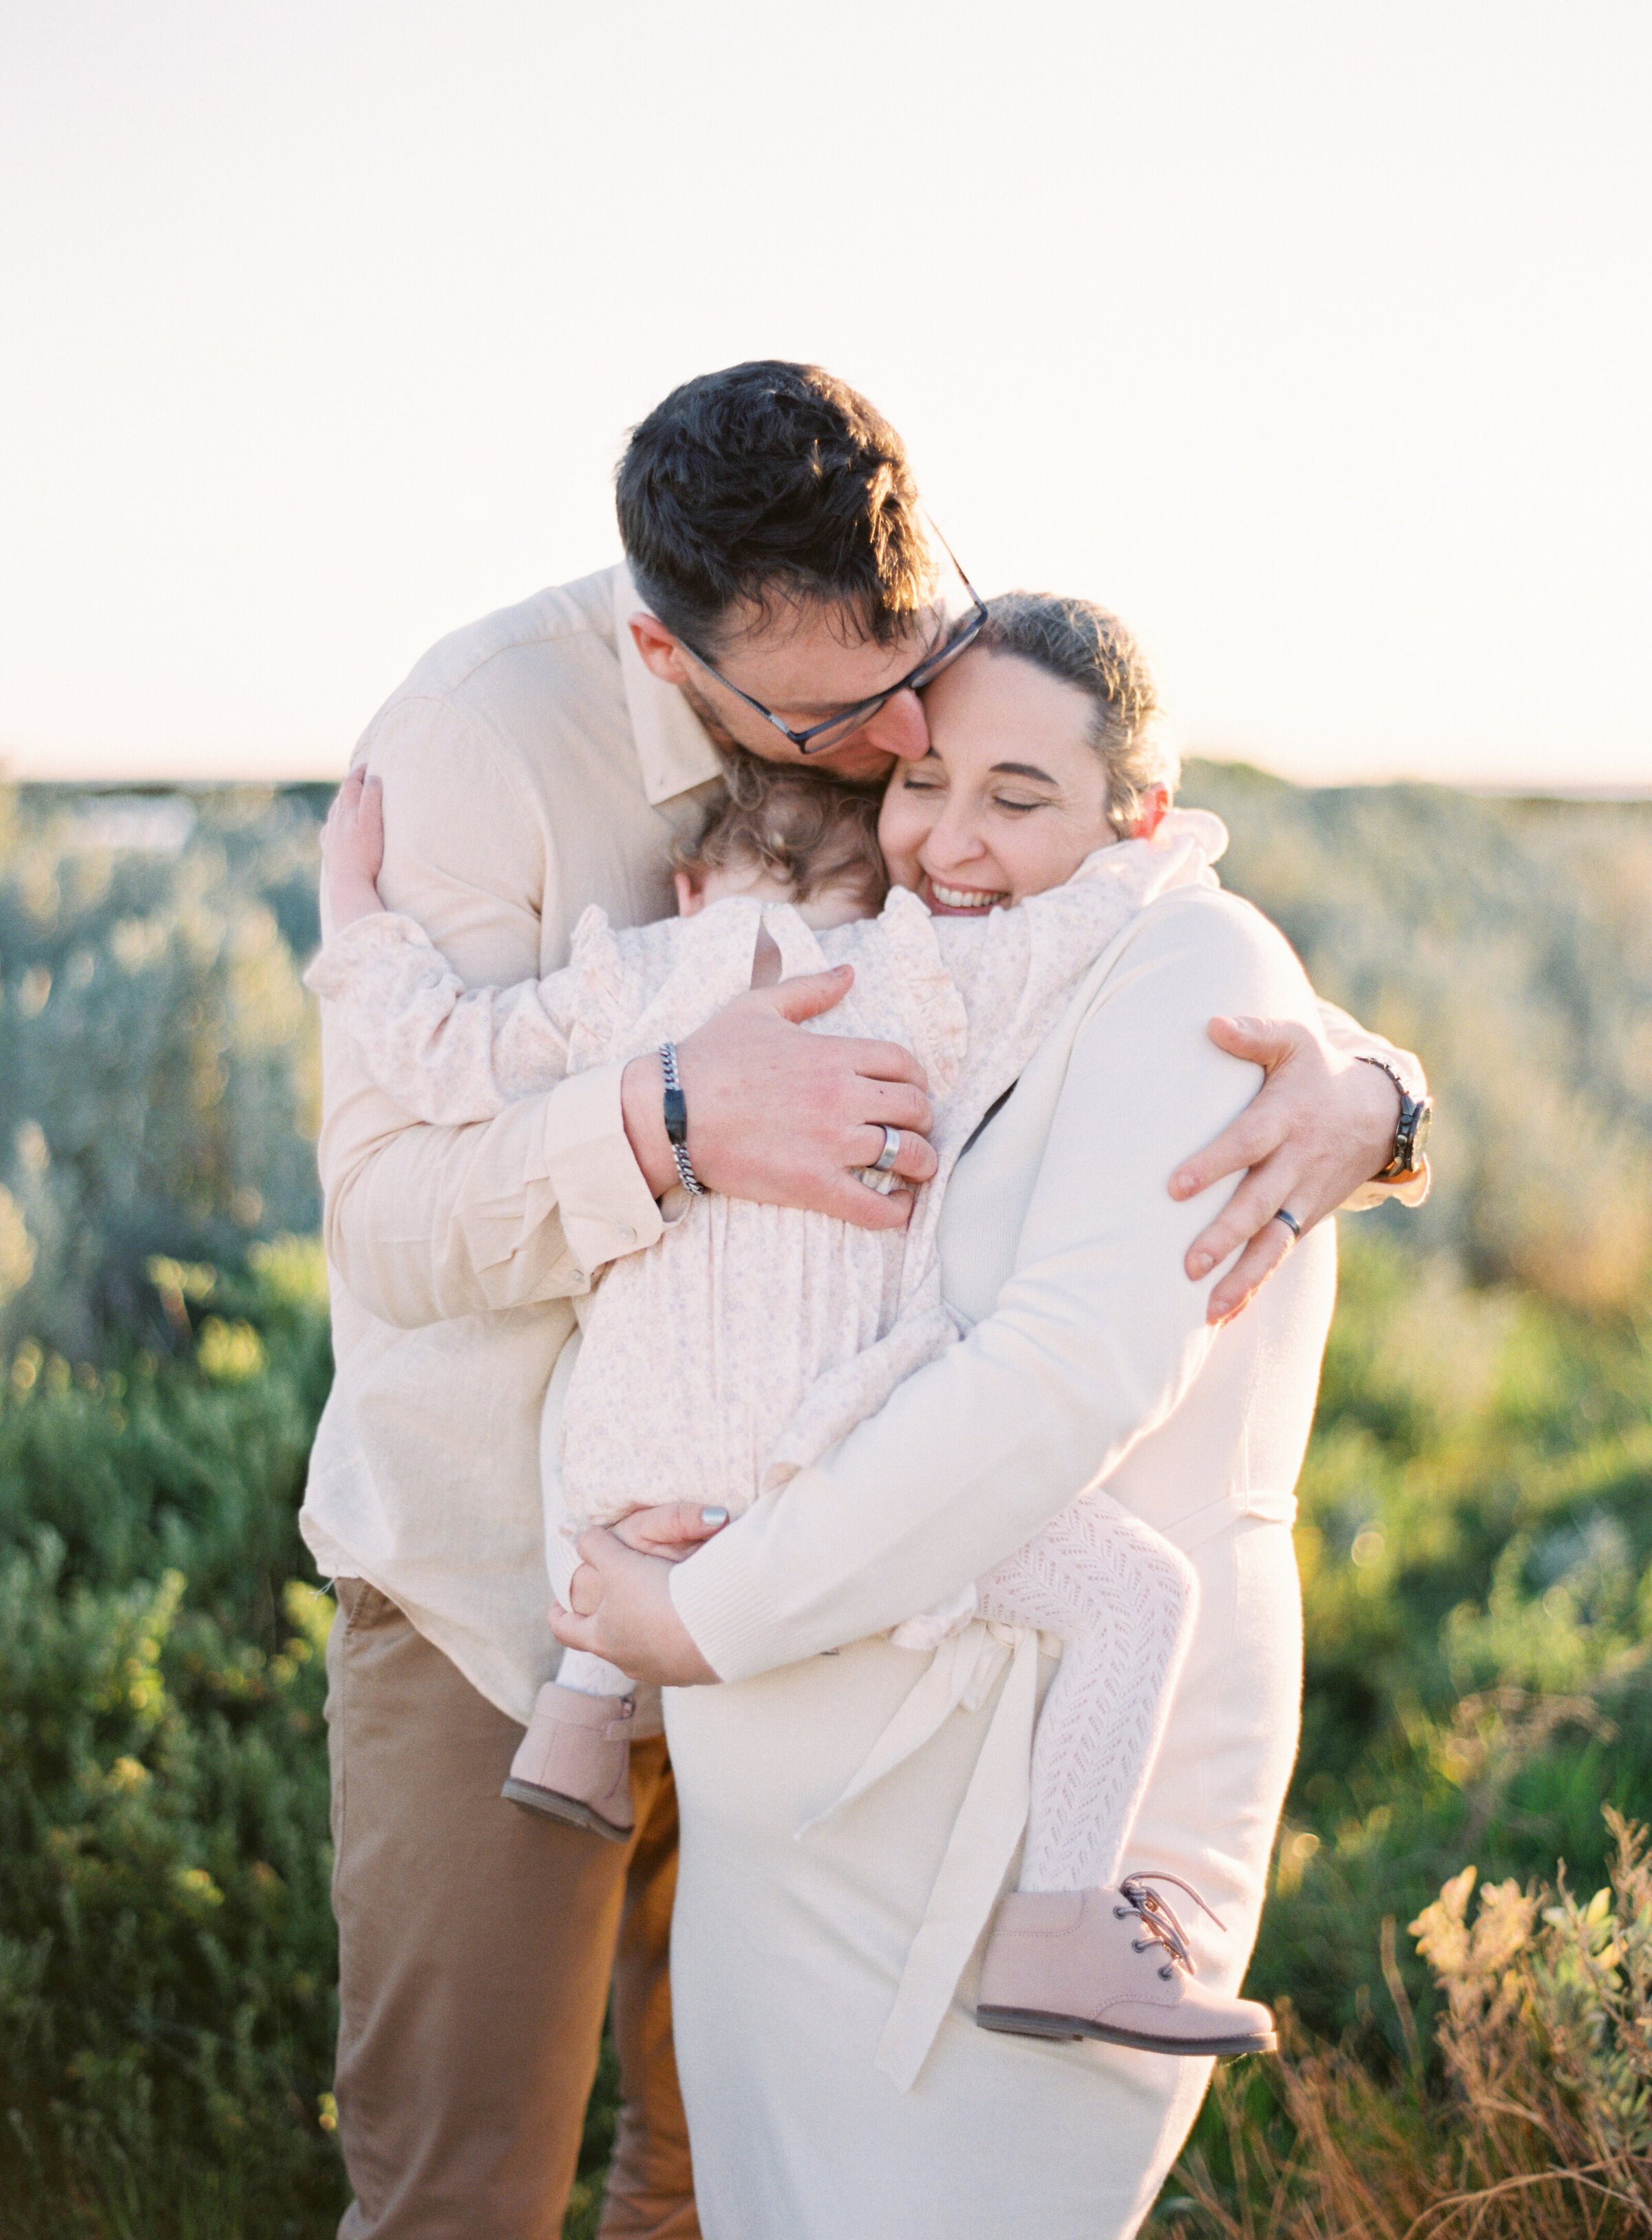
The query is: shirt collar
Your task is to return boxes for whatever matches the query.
[612,564,724,806]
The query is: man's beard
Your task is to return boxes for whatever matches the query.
[673,671,744,754]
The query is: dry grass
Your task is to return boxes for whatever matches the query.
[1158,1811,1652,2239]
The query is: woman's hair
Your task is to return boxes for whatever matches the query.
[977,592,1178,835]
[615,361,936,655]
[671,754,889,916]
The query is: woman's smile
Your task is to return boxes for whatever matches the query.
[878,646,1128,913]
[924,875,1010,915]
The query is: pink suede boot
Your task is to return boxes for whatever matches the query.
[976,1872,1275,2056]
[501,1682,636,1841]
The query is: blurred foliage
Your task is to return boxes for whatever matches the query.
[1,774,1650,2232]
[1185,761,1652,1310]
[0,785,328,1360]
[6,770,1652,1355]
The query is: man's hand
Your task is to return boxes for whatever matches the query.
[550,1527,719,1686]
[1171,1015,1401,1324]
[620,966,938,1231]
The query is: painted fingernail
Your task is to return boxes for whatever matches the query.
[700,1507,729,1526]
[1189,1251,1214,1278]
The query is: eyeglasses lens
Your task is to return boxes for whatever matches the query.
[796,566,985,754]
[907,606,985,691]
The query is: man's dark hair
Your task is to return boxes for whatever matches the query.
[615,361,935,653]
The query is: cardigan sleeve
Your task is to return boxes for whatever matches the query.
[669,890,1324,1681]
[317,700,664,1328]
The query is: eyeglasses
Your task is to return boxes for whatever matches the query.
[677,531,988,757]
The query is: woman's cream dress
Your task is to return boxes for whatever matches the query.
[664,884,1340,2240]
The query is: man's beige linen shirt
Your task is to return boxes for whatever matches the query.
[302,562,1427,1727]
[303,565,724,1720]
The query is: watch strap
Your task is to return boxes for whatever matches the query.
[1357,1053,1428,1181]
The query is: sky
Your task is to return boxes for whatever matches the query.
[1,1,1648,792]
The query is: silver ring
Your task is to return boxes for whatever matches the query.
[1273,1207,1302,1240]
[871,1126,901,1174]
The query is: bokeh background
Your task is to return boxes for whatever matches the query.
[1,4,1649,2234]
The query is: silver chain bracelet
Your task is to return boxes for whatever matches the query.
[659,1042,707,1196]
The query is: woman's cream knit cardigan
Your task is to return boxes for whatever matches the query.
[661,881,1351,2240]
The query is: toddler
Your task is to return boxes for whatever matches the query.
[307,609,1274,2064]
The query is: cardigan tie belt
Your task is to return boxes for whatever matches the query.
[796,1483,1301,2093]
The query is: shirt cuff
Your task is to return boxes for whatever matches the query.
[1341,1156,1432,1214]
[536,1063,666,1278]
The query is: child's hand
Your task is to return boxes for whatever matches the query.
[320,770,388,930]
[608,1502,730,1563]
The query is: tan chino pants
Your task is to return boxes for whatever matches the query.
[326,1578,699,2240]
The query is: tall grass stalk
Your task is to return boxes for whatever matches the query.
[1161,1810,1652,2238]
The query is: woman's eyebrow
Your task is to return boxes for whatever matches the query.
[991,760,1058,783]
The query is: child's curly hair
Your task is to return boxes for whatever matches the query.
[671,754,889,916]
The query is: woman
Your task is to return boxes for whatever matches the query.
[554,596,1361,2237]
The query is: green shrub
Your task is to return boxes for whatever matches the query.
[0,1243,619,2239]
[0,1242,344,2237]
[1251,1235,1652,2058]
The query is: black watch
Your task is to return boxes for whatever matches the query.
[1357,1055,1433,1181]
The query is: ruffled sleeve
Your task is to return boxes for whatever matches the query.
[562,905,643,1075]
[304,905,645,1122]
[871,887,968,1095]
[304,912,513,1123]
[603,898,770,1064]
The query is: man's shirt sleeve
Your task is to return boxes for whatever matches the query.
[317,695,662,1328]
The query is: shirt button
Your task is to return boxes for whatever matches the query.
[617,1225,636,1247]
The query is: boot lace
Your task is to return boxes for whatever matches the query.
[1114,1872,1227,1981]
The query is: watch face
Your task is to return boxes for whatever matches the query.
[1406,1097,1433,1170]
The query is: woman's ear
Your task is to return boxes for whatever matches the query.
[1128,785,1171,841]
[674,867,706,917]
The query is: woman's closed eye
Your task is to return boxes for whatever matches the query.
[896,772,1048,813]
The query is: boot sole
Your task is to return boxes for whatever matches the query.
[975,2005,1275,2058]
[500,1777,631,1842]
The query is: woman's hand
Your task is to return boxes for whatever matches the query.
[1170,1015,1404,1323]
[550,1527,721,1686]
[320,769,388,931]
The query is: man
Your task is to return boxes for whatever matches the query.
[306,361,1428,2239]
